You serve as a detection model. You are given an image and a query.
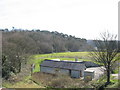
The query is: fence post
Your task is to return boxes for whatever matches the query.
[31,64,35,76]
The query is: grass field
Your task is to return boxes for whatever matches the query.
[30,52,91,72]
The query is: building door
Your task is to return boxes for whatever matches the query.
[69,70,71,75]
[80,70,82,77]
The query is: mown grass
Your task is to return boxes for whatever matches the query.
[30,52,91,72]
[34,52,89,58]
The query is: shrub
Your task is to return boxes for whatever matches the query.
[31,72,87,88]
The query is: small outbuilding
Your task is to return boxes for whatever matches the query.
[84,70,95,81]
[40,59,86,78]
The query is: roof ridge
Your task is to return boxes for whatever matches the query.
[44,59,84,63]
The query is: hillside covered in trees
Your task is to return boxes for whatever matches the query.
[2,28,94,53]
[2,28,94,79]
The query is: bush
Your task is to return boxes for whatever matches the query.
[31,72,87,88]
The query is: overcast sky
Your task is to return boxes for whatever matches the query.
[0,0,119,40]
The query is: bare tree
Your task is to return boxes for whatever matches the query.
[91,31,118,84]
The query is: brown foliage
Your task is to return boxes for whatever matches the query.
[31,72,87,88]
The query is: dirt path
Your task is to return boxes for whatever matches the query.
[85,66,105,80]
[111,74,119,79]
[86,66,119,80]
